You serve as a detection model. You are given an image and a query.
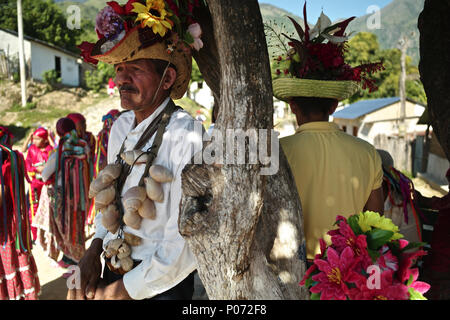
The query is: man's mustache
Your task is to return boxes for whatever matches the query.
[119,85,139,93]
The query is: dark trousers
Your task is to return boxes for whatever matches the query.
[102,264,195,300]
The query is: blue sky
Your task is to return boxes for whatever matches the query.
[258,0,393,22]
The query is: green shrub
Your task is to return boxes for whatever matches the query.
[84,62,115,92]
[13,72,20,83]
[10,101,37,111]
[42,69,61,92]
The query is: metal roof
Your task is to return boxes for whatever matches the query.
[333,97,401,120]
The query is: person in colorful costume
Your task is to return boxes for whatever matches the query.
[377,149,423,244]
[34,118,90,267]
[94,109,121,174]
[0,126,40,300]
[69,0,205,300]
[272,4,385,262]
[25,128,53,242]
[86,109,121,226]
[67,113,96,176]
[108,78,117,97]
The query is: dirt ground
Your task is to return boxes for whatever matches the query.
[33,245,70,300]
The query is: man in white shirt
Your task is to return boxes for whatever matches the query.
[68,1,204,300]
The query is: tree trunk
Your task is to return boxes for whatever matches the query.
[192,5,221,103]
[418,0,450,161]
[179,0,308,300]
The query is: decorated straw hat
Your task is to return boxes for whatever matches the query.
[78,0,205,100]
[273,78,360,102]
[270,3,384,102]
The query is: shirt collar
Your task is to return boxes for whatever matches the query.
[130,97,171,134]
[296,121,341,134]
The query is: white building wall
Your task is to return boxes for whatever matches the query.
[0,30,32,67]
[333,118,361,135]
[359,118,428,144]
[61,55,80,87]
[30,42,79,86]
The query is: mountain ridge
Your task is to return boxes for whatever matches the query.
[348,0,424,64]
[55,0,423,64]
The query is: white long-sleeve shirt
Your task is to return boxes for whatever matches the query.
[94,97,204,299]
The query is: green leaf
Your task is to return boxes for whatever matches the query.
[387,241,401,257]
[184,31,194,44]
[367,229,394,250]
[287,16,305,40]
[408,288,427,300]
[304,277,313,288]
[348,215,363,235]
[407,274,414,287]
[401,242,427,252]
[368,249,381,262]
[310,293,321,300]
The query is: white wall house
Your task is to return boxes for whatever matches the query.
[188,81,214,110]
[332,97,427,144]
[0,28,90,87]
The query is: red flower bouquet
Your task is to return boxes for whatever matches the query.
[300,212,430,300]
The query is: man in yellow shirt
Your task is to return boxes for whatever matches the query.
[280,97,384,260]
[271,6,385,261]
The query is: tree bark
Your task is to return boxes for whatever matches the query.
[418,0,450,161]
[179,0,308,300]
[192,5,221,103]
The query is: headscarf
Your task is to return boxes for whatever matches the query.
[67,113,86,125]
[0,126,13,147]
[101,109,120,122]
[33,127,49,140]
[56,118,76,137]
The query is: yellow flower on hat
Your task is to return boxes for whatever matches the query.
[132,0,174,37]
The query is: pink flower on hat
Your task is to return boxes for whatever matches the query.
[187,23,203,51]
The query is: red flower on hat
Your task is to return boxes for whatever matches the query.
[77,41,98,65]
[106,0,139,32]
[107,0,139,15]
[275,2,384,95]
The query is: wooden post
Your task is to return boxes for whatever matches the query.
[17,0,27,107]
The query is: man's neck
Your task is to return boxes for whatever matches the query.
[134,96,170,125]
[296,113,330,127]
[134,96,169,125]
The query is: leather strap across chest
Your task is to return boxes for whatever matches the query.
[114,100,181,221]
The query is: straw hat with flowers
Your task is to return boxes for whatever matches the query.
[271,3,384,102]
[78,0,205,100]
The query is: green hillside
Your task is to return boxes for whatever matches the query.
[348,0,424,65]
